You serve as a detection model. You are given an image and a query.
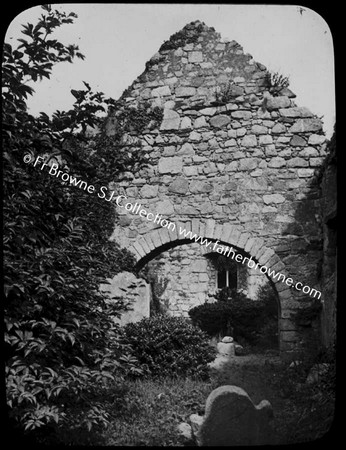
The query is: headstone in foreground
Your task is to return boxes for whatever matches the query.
[197,385,273,446]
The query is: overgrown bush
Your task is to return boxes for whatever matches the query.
[188,302,233,337]
[189,286,279,348]
[189,289,263,343]
[121,316,216,379]
[3,5,149,444]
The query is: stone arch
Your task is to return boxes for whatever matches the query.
[129,218,294,352]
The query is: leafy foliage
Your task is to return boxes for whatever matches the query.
[121,316,216,379]
[189,301,233,337]
[189,286,279,347]
[2,4,84,139]
[3,5,153,444]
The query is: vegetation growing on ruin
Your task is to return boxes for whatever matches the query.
[159,21,205,51]
[214,81,236,104]
[264,70,290,96]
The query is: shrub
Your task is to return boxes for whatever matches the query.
[220,289,265,343]
[121,316,216,379]
[189,287,279,347]
[188,302,233,337]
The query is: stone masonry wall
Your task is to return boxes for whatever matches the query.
[106,21,326,353]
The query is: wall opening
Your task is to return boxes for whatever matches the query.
[136,238,281,351]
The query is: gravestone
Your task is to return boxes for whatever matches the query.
[217,341,235,357]
[221,336,234,343]
[195,385,273,446]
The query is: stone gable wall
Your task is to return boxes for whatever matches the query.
[106,21,326,354]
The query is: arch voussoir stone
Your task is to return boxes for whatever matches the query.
[198,221,206,239]
[237,232,251,249]
[177,221,190,238]
[228,227,242,246]
[258,248,276,266]
[132,249,142,262]
[167,224,178,241]
[204,219,216,239]
[266,254,281,269]
[151,230,162,248]
[270,261,286,274]
[144,233,156,252]
[221,223,234,242]
[191,218,200,236]
[256,244,270,261]
[213,224,224,241]
[158,227,170,245]
[133,241,146,259]
[138,237,151,255]
[250,238,265,257]
[244,237,256,254]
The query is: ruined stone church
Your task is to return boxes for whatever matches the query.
[103,20,331,355]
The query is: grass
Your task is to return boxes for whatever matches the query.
[101,352,335,446]
[104,377,214,446]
